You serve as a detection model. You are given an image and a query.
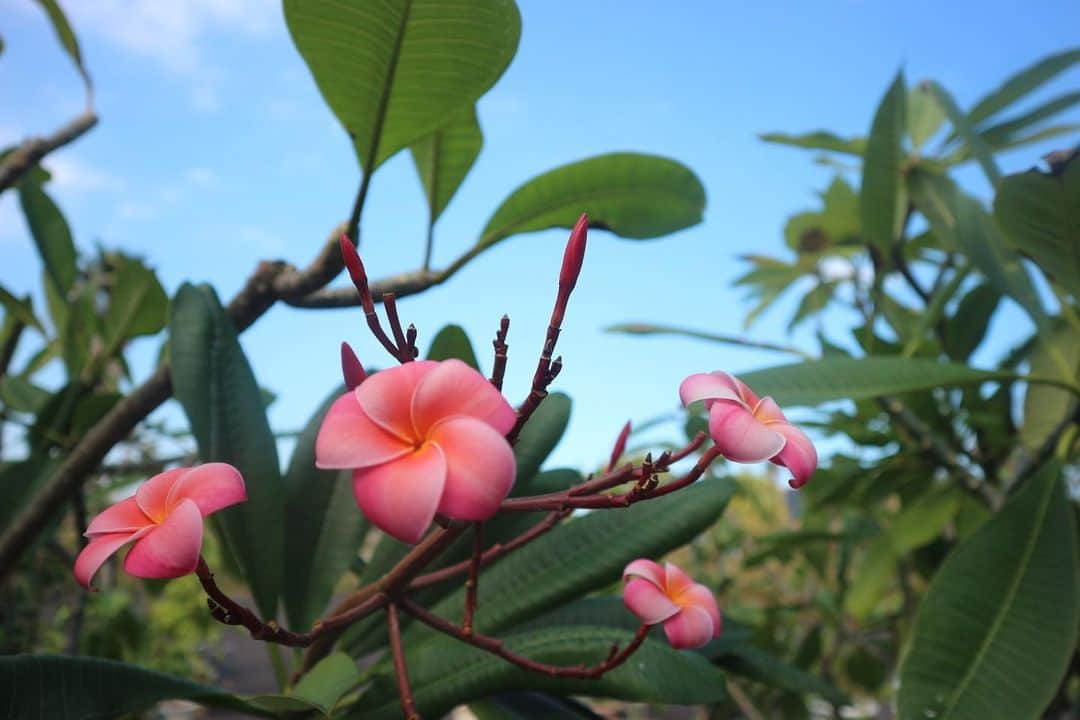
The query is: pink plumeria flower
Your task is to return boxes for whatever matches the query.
[679,371,817,489]
[75,463,246,589]
[623,559,721,649]
[315,359,517,544]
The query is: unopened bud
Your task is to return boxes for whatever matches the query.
[340,341,367,390]
[339,234,375,312]
[559,213,589,291]
[608,420,632,471]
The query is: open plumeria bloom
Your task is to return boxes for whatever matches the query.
[679,370,817,488]
[75,463,246,589]
[623,559,721,649]
[315,358,517,544]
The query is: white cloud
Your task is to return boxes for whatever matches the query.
[45,154,122,193]
[64,0,278,110]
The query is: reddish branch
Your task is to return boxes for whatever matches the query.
[387,604,420,720]
[490,315,510,390]
[398,596,649,680]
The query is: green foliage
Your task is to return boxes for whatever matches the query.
[860,71,906,256]
[898,464,1079,720]
[411,107,484,223]
[169,283,283,619]
[17,178,77,295]
[284,0,520,171]
[32,0,89,87]
[479,152,706,247]
[426,323,480,369]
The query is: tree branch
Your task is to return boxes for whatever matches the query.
[0,110,99,193]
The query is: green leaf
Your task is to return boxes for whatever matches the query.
[908,168,1046,326]
[0,455,58,531]
[510,392,571,493]
[354,626,728,718]
[966,47,1080,127]
[282,385,369,629]
[33,0,90,87]
[169,283,283,619]
[18,179,77,295]
[759,131,866,156]
[927,81,1001,186]
[470,693,601,719]
[407,478,734,645]
[860,71,906,255]
[605,322,810,358]
[788,282,834,332]
[979,91,1080,148]
[907,82,946,149]
[898,462,1079,720]
[0,286,43,333]
[994,151,1080,299]
[0,376,49,414]
[411,106,483,223]
[290,652,361,716]
[0,653,266,719]
[943,282,1001,361]
[60,292,97,378]
[479,153,705,247]
[284,0,519,171]
[844,534,896,621]
[426,323,480,369]
[102,255,168,353]
[1020,324,1079,450]
[737,357,1006,407]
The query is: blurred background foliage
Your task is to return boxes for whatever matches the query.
[1,1,1078,719]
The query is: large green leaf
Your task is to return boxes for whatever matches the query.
[1020,324,1079,450]
[965,47,1080,128]
[426,323,480,369]
[0,653,265,719]
[479,153,705,247]
[928,81,1001,186]
[284,0,519,171]
[510,392,571,493]
[860,71,907,255]
[470,693,601,719]
[407,478,734,646]
[33,0,90,87]
[737,357,1006,407]
[411,106,483,223]
[288,652,362,716]
[18,179,77,295]
[898,463,1079,720]
[169,283,283,619]
[102,255,168,354]
[282,386,369,629]
[908,168,1046,325]
[994,151,1080,299]
[758,131,866,156]
[979,91,1080,149]
[353,625,728,718]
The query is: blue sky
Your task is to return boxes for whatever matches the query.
[2,0,1078,472]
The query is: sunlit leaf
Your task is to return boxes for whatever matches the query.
[759,131,866,156]
[411,107,483,223]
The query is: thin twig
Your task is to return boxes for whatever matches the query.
[0,111,98,193]
[387,604,420,720]
[463,523,482,635]
[490,315,509,390]
[398,596,649,680]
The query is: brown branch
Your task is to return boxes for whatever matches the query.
[463,523,483,635]
[286,270,446,308]
[398,595,648,680]
[490,315,509,390]
[408,509,568,590]
[0,224,454,583]
[387,604,420,720]
[0,111,98,193]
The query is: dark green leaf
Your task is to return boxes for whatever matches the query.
[470,692,601,719]
[898,463,1079,720]
[282,385,368,629]
[759,131,866,156]
[289,652,361,716]
[18,179,77,294]
[1020,324,1079,450]
[0,376,49,414]
[169,283,283,619]
[944,283,1001,361]
[510,392,571,493]
[994,151,1080,299]
[411,106,483,222]
[426,324,480,369]
[0,653,265,719]
[966,48,1080,127]
[354,626,728,718]
[33,0,90,87]
[0,286,43,334]
[284,0,519,171]
[860,71,906,255]
[479,153,705,247]
[60,293,95,378]
[0,455,58,530]
[738,357,1007,406]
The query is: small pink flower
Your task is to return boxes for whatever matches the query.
[315,359,517,544]
[680,371,817,489]
[622,559,721,649]
[74,463,246,589]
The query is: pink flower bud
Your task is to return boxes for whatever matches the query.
[559,213,589,291]
[339,233,374,313]
[340,341,367,390]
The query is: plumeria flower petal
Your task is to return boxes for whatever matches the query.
[315,358,518,543]
[74,464,247,590]
[622,559,721,650]
[682,370,817,488]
